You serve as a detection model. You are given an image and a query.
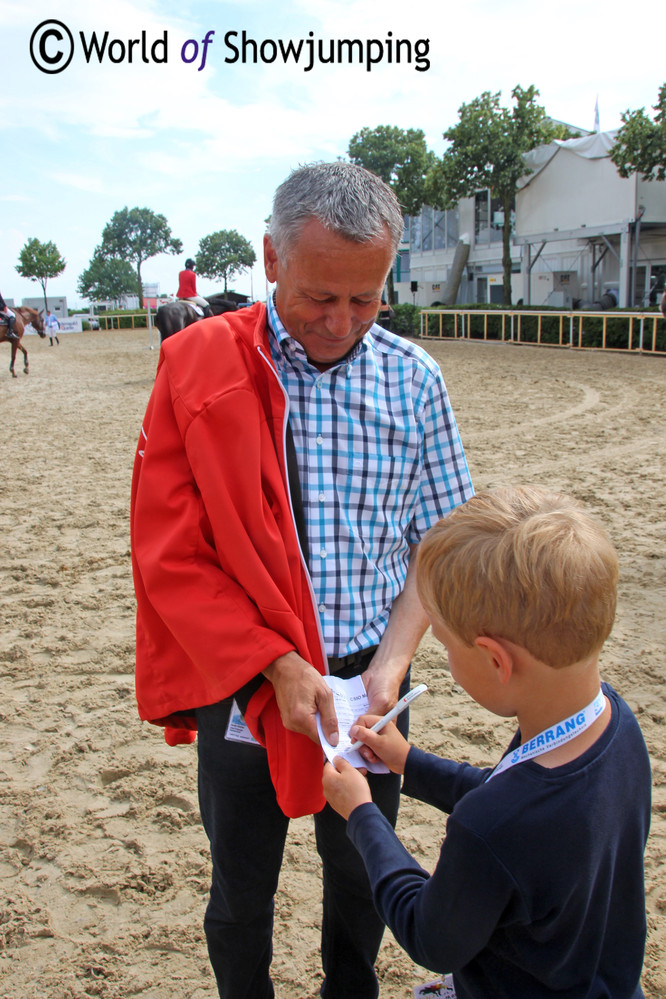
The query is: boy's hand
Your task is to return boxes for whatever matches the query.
[350,716,411,775]
[322,757,372,820]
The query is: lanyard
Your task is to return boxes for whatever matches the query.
[486,689,606,782]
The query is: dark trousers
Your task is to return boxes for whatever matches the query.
[195,674,409,999]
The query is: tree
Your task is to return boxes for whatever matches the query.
[99,207,182,307]
[15,238,66,313]
[196,230,256,295]
[611,83,666,181]
[348,125,436,215]
[77,251,138,306]
[425,85,570,305]
[348,125,436,303]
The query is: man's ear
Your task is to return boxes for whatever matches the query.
[264,234,279,283]
[474,636,513,684]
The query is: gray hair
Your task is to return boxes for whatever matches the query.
[269,161,404,257]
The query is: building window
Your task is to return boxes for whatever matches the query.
[474,191,513,245]
[422,206,434,251]
[649,264,666,304]
[446,208,459,247]
[434,211,446,250]
[410,214,422,252]
[490,195,504,244]
[475,191,490,244]
[408,205,463,252]
[394,250,410,283]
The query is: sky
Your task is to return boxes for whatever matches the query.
[2,0,664,309]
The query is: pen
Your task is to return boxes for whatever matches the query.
[348,683,428,751]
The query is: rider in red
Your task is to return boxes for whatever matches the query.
[176,259,211,314]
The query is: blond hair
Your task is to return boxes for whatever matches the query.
[417,486,618,668]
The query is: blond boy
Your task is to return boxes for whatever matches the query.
[323,486,651,998]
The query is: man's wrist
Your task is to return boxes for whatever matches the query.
[262,649,298,683]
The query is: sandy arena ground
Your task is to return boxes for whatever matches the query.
[0,328,664,998]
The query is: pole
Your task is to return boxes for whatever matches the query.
[147,303,154,350]
[630,207,645,308]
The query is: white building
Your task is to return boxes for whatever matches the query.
[20,296,68,318]
[398,131,666,309]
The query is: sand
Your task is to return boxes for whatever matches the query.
[0,329,664,999]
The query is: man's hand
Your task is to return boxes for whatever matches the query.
[361,664,402,718]
[322,757,372,820]
[358,540,429,718]
[349,716,411,775]
[263,651,338,746]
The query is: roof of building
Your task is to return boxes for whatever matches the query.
[520,130,619,188]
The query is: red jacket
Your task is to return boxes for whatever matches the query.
[130,303,328,817]
[176,268,198,298]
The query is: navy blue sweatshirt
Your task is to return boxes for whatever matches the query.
[347,684,651,998]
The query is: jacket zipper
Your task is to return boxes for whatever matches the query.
[256,345,329,674]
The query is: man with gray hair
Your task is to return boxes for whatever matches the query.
[131,161,473,998]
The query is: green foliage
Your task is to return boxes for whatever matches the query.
[91,309,150,330]
[391,303,422,337]
[426,86,566,306]
[77,251,137,304]
[196,230,256,294]
[99,207,182,306]
[348,125,435,306]
[15,237,66,312]
[420,305,666,352]
[611,83,666,181]
[348,125,436,216]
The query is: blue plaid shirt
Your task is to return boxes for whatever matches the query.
[266,294,473,656]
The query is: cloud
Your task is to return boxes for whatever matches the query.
[3,0,664,307]
[50,173,107,194]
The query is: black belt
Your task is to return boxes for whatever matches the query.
[232,647,379,713]
[328,646,378,677]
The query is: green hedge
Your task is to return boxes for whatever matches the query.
[95,309,150,330]
[420,305,666,352]
[391,304,422,337]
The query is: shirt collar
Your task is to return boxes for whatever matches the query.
[266,290,371,371]
[266,291,292,352]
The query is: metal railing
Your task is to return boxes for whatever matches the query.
[94,312,150,330]
[420,309,665,355]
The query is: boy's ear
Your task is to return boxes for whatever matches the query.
[474,636,513,684]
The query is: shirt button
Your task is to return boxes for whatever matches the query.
[318,492,325,502]
[316,435,324,445]
[318,603,326,613]
[319,549,327,559]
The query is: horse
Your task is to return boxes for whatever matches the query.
[1,306,46,377]
[155,301,207,343]
[155,298,237,344]
[206,294,240,316]
[16,306,45,335]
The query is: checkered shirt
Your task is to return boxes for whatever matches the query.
[266,294,473,656]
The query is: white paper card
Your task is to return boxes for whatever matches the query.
[225,699,261,745]
[316,674,389,774]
